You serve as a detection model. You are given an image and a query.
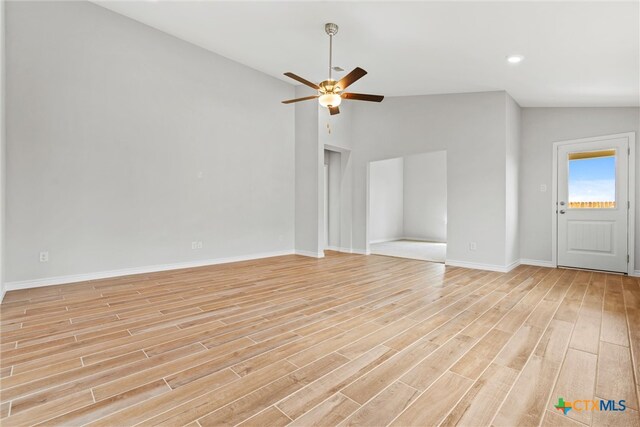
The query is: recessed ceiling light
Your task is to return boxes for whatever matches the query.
[506,55,524,64]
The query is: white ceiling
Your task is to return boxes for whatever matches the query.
[94,1,640,107]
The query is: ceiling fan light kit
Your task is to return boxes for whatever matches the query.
[319,93,342,108]
[281,23,384,115]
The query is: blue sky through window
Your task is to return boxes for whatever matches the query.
[568,156,615,203]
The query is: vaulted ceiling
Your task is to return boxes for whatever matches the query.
[94,1,639,107]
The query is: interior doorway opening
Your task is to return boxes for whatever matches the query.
[368,151,447,263]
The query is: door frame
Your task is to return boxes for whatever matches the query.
[551,132,636,274]
[324,163,329,249]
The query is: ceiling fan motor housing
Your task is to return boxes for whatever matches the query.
[325,23,339,36]
[320,80,340,93]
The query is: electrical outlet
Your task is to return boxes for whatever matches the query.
[39,251,49,262]
[191,241,203,250]
[540,184,547,192]
[469,242,477,251]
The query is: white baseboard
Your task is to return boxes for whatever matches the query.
[369,237,405,244]
[505,259,521,272]
[370,237,447,244]
[328,246,360,255]
[324,246,359,254]
[521,259,640,275]
[294,250,325,258]
[402,236,447,243]
[520,258,556,268]
[332,247,365,254]
[8,249,630,297]
[0,288,5,304]
[352,248,371,255]
[445,259,519,273]
[4,250,296,292]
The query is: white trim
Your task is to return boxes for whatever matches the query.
[369,237,405,244]
[551,132,636,274]
[551,140,559,268]
[352,248,371,255]
[369,237,447,244]
[295,250,325,258]
[401,237,447,243]
[339,247,357,254]
[4,250,295,292]
[445,259,519,273]
[365,161,371,254]
[338,247,356,254]
[520,258,555,268]
[324,246,363,254]
[4,247,635,297]
[505,259,521,272]
[629,136,636,276]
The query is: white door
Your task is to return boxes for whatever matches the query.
[557,136,629,273]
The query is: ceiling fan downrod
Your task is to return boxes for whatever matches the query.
[325,23,339,81]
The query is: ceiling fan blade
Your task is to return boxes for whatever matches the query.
[329,106,340,115]
[341,93,384,102]
[281,95,319,104]
[337,67,367,90]
[284,72,320,90]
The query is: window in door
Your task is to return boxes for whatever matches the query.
[567,149,616,209]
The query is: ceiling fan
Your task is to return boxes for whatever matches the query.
[281,23,384,115]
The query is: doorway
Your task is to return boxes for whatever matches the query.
[368,151,447,263]
[553,133,635,273]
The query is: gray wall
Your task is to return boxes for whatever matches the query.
[5,1,295,283]
[294,86,322,257]
[0,0,5,298]
[403,151,447,243]
[352,91,509,267]
[505,94,521,265]
[369,157,404,243]
[520,107,640,267]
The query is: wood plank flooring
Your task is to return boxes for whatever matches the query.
[0,252,639,426]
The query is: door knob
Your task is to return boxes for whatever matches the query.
[559,209,566,214]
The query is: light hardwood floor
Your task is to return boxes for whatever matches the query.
[0,252,639,426]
